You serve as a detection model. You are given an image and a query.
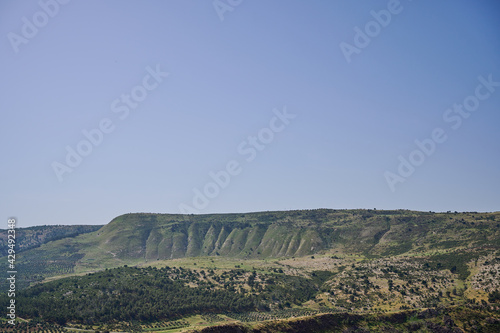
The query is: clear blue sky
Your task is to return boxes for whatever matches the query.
[1,0,499,227]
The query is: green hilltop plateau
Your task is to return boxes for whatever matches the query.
[10,209,500,274]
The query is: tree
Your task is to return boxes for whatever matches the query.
[488,289,500,303]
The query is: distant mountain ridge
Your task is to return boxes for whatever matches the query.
[0,224,102,256]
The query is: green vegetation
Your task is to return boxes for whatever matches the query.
[0,265,333,326]
[6,210,500,283]
[427,250,484,280]
[194,306,500,332]
[489,289,500,303]
[0,224,101,256]
[1,209,499,332]
[0,318,68,332]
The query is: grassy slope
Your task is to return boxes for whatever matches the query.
[6,209,500,287]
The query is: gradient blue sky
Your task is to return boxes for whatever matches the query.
[1,0,499,227]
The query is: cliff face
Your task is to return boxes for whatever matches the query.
[98,214,326,259]
[94,209,500,260]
